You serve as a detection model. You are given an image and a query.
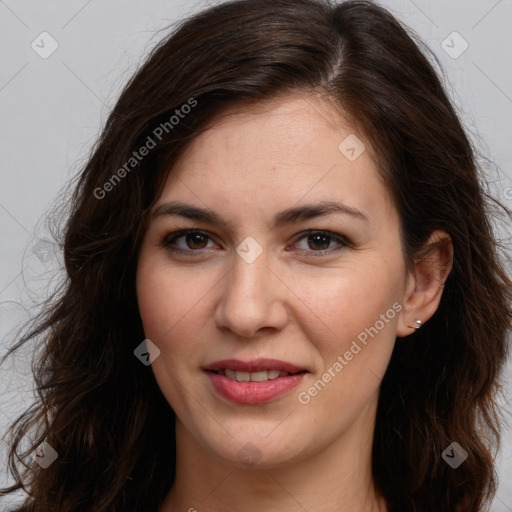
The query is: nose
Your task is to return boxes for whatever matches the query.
[214,247,289,339]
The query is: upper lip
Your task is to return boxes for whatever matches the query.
[203,358,307,374]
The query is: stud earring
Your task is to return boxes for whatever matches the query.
[408,319,422,329]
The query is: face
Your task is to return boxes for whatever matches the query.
[136,94,410,469]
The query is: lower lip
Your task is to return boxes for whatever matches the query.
[206,371,306,404]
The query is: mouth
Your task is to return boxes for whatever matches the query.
[206,368,307,382]
[203,358,309,404]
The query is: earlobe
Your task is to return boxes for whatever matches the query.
[396,230,453,338]
[407,319,422,330]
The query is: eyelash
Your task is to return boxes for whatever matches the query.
[161,229,350,258]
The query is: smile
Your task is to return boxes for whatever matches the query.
[203,358,308,404]
[213,369,297,381]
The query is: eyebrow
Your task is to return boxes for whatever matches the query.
[150,200,369,228]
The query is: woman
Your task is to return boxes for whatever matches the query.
[1,0,510,510]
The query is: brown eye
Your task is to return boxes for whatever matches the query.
[184,232,209,250]
[162,230,215,254]
[292,230,349,256]
[307,233,331,250]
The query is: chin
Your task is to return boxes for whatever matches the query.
[197,426,310,470]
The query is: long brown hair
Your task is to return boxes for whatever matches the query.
[1,1,511,510]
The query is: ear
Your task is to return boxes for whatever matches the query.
[396,230,453,337]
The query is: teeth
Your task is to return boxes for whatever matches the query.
[221,369,291,382]
[235,371,250,382]
[224,369,236,380]
[251,370,269,382]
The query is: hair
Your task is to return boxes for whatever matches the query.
[1,0,511,511]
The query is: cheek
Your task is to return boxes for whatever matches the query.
[297,259,403,351]
[136,255,226,394]
[136,254,211,340]
[136,256,210,406]
[294,257,402,411]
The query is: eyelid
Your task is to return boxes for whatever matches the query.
[162,229,219,251]
[161,229,350,256]
[290,230,351,254]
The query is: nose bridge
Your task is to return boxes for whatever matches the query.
[215,238,287,336]
[228,241,271,306]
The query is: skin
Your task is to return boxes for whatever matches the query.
[136,94,453,512]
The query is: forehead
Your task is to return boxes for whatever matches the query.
[158,94,397,230]
[175,94,358,173]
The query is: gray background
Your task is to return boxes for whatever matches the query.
[0,0,511,510]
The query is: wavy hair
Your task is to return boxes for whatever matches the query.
[1,0,511,510]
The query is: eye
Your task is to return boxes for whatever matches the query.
[162,230,217,255]
[291,230,350,256]
[162,229,349,257]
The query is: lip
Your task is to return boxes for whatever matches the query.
[203,358,308,405]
